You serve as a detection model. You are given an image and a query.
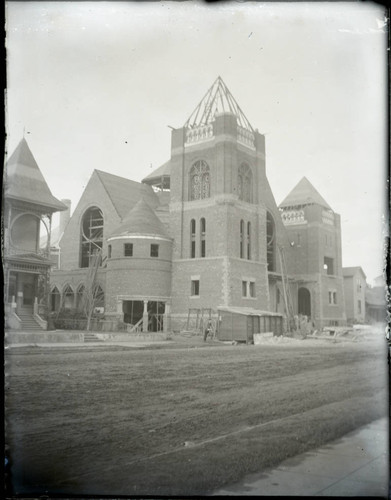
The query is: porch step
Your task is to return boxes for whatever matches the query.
[17,311,43,331]
[83,332,104,343]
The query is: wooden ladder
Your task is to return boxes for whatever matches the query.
[277,245,296,333]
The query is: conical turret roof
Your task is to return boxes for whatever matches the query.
[279,177,332,210]
[109,197,170,239]
[5,138,67,212]
[184,76,253,131]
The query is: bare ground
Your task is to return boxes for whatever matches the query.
[5,337,388,496]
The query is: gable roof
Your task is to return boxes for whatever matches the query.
[108,197,170,239]
[343,266,367,279]
[4,138,67,212]
[184,76,253,131]
[279,177,332,210]
[95,170,159,219]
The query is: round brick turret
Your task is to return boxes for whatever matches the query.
[105,198,172,319]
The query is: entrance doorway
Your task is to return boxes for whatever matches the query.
[23,283,34,306]
[298,287,311,317]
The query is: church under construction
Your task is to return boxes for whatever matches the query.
[4,77,349,336]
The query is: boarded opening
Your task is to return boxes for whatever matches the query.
[123,300,144,326]
[148,301,165,332]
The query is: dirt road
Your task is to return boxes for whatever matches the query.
[5,338,388,496]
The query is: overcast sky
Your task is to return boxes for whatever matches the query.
[5,1,388,285]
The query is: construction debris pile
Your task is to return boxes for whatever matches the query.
[308,324,385,343]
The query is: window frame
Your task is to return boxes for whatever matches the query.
[247,221,251,260]
[150,243,159,258]
[124,243,133,257]
[237,163,253,203]
[191,279,200,297]
[189,160,210,201]
[200,217,206,258]
[240,219,244,259]
[324,257,334,275]
[328,290,337,305]
[266,211,276,272]
[190,219,196,258]
[242,279,256,299]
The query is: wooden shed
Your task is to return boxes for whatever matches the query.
[217,307,284,343]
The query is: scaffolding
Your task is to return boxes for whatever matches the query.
[80,207,104,268]
[184,308,217,338]
[184,76,254,131]
[277,244,296,333]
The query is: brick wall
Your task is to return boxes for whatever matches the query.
[343,275,355,321]
[343,269,367,323]
[320,274,346,325]
[169,113,280,318]
[105,237,172,314]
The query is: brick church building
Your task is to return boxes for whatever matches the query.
[39,77,346,333]
[3,77,346,330]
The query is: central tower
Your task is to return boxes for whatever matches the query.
[168,77,284,327]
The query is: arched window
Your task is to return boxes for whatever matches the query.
[190,219,196,258]
[95,285,105,309]
[190,160,210,200]
[240,220,244,258]
[238,163,253,203]
[50,286,61,312]
[266,212,276,272]
[80,206,104,268]
[63,285,74,310]
[76,284,85,313]
[247,221,251,260]
[200,218,206,257]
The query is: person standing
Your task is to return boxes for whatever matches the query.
[204,319,212,341]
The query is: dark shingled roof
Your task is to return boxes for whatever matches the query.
[109,198,170,239]
[95,170,159,219]
[142,160,171,184]
[279,177,332,210]
[5,138,67,212]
